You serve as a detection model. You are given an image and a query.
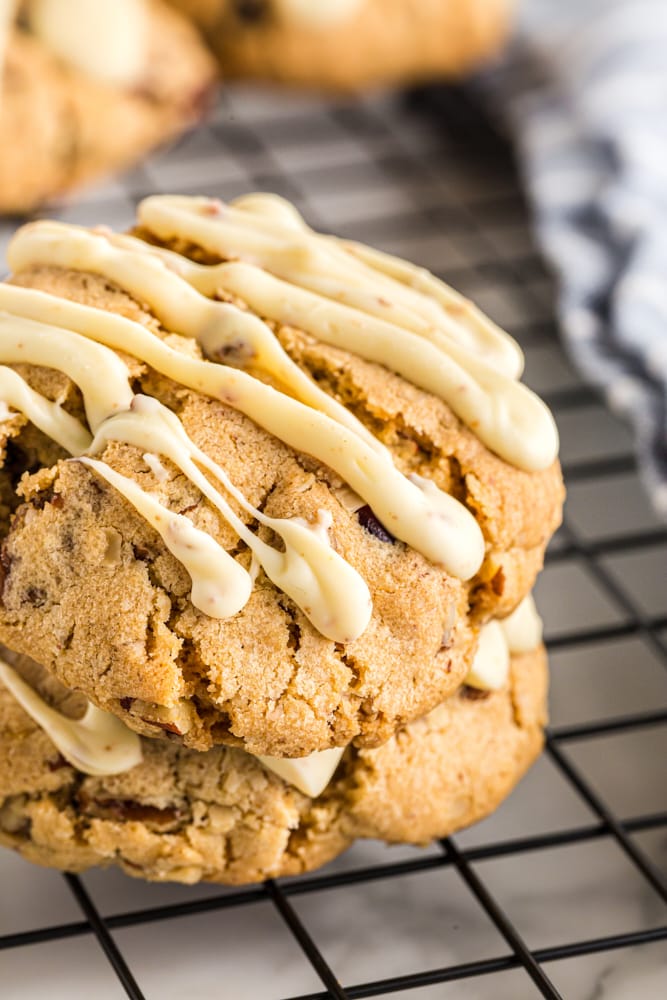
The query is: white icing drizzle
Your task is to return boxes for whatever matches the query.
[80,456,254,621]
[1,0,147,97]
[130,195,559,473]
[142,452,170,483]
[141,193,524,380]
[10,207,558,472]
[0,312,372,636]
[84,395,373,641]
[0,284,485,580]
[0,311,134,429]
[0,658,142,776]
[0,364,92,455]
[12,220,386,455]
[465,595,544,691]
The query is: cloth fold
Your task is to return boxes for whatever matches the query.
[481,0,667,517]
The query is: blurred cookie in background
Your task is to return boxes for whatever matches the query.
[0,0,217,214]
[168,0,515,92]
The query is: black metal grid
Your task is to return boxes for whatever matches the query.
[0,85,665,999]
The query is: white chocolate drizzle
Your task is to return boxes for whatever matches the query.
[142,452,170,483]
[140,194,524,379]
[131,195,559,473]
[11,202,559,473]
[80,456,254,621]
[0,311,133,430]
[0,282,485,581]
[0,657,142,776]
[0,364,92,455]
[29,220,385,453]
[83,395,372,640]
[0,308,372,638]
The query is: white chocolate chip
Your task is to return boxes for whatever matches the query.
[102,528,122,566]
[275,0,363,28]
[501,594,543,654]
[333,485,365,512]
[28,0,147,87]
[258,747,345,797]
[465,621,510,692]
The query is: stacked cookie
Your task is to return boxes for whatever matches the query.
[0,0,216,213]
[0,194,563,884]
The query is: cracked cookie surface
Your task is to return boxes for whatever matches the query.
[0,646,547,885]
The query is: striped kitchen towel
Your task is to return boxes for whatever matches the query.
[482,0,667,517]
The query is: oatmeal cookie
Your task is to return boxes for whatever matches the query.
[0,0,216,213]
[0,645,547,884]
[168,0,515,92]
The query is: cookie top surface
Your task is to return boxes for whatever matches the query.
[0,194,563,755]
[0,645,547,885]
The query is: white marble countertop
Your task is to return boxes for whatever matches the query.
[0,85,665,1000]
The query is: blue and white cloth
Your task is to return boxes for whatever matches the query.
[482,0,667,518]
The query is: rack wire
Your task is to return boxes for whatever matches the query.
[0,85,665,999]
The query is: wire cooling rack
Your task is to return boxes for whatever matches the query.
[0,85,666,1000]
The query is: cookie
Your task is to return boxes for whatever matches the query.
[0,0,216,214]
[0,194,563,757]
[168,0,515,92]
[0,645,547,885]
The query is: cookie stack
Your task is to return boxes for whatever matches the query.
[0,194,563,884]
